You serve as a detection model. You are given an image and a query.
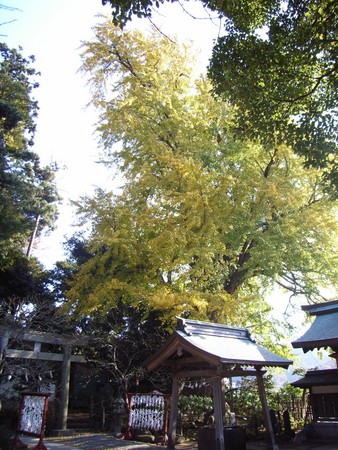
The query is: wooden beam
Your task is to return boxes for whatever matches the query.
[5,349,85,363]
[171,368,258,379]
[164,356,204,366]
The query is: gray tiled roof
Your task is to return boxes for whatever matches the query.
[176,317,291,366]
[292,301,338,351]
[292,369,338,388]
[302,299,338,316]
[144,317,292,373]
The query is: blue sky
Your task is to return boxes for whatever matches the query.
[1,0,221,267]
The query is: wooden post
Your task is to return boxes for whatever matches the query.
[0,331,8,413]
[163,394,170,443]
[168,377,179,450]
[0,331,9,364]
[212,376,225,450]
[256,369,279,450]
[124,393,133,439]
[57,345,71,430]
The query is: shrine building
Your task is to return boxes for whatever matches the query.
[292,300,338,439]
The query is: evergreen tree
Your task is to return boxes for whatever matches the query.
[0,43,60,268]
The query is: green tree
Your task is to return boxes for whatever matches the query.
[102,0,338,196]
[208,0,338,196]
[67,22,337,345]
[0,43,60,268]
[51,232,171,398]
[78,305,171,398]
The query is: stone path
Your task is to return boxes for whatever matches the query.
[21,433,338,450]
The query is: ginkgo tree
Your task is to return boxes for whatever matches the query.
[66,20,337,340]
[102,0,338,196]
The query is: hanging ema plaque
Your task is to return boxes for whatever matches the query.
[124,392,170,443]
[14,392,50,450]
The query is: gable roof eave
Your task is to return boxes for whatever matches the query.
[143,331,221,372]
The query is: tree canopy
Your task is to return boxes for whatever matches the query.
[49,232,171,398]
[65,21,337,345]
[102,0,338,196]
[0,43,60,268]
[209,0,338,197]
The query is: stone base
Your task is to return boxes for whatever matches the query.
[50,429,76,437]
[312,422,338,439]
[198,427,246,450]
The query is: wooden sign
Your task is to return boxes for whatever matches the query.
[14,392,50,450]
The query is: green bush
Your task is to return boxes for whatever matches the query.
[178,395,213,425]
[176,377,306,435]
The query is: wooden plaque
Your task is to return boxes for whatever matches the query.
[15,392,50,450]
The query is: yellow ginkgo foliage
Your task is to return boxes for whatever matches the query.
[66,20,337,341]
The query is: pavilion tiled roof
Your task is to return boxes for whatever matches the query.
[143,317,292,375]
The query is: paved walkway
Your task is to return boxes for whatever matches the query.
[21,433,338,450]
[22,434,161,450]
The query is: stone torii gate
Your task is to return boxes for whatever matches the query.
[0,327,88,434]
[143,317,292,450]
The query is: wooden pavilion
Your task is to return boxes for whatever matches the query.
[292,300,338,439]
[143,317,292,450]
